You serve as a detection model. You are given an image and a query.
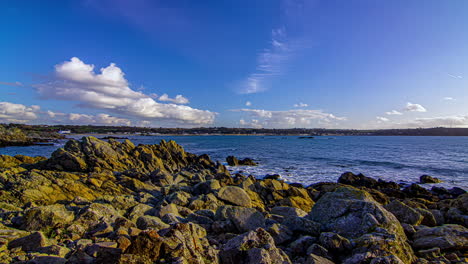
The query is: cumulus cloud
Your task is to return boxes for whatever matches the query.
[376,116,389,122]
[233,108,346,128]
[67,113,131,126]
[158,94,189,104]
[245,101,252,106]
[294,102,308,108]
[385,110,403,115]
[239,119,262,128]
[34,57,215,126]
[0,102,39,123]
[404,102,427,112]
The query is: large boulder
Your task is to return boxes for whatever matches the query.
[412,224,468,250]
[217,186,252,207]
[216,206,265,233]
[219,228,291,264]
[21,204,75,231]
[307,186,416,263]
[8,232,50,251]
[384,200,423,225]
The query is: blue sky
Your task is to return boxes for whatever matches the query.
[1,0,468,128]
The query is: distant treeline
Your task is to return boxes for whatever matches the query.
[2,124,468,136]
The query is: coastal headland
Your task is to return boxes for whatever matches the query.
[0,137,466,263]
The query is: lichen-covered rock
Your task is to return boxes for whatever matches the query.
[21,204,75,231]
[384,200,423,225]
[420,175,442,184]
[219,206,265,233]
[219,228,291,264]
[270,206,307,218]
[307,187,416,263]
[217,186,252,207]
[8,231,49,251]
[412,224,468,250]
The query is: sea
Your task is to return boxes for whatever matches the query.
[1,135,467,190]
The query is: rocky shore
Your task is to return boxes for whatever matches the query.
[0,136,466,264]
[0,126,63,148]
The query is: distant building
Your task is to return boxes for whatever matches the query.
[58,130,71,134]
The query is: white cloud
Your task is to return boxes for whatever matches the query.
[233,108,346,128]
[405,115,468,128]
[68,113,131,126]
[404,102,427,112]
[158,93,189,104]
[245,101,252,106]
[443,97,455,101]
[385,110,403,115]
[34,57,215,126]
[0,102,39,123]
[448,74,463,79]
[376,116,389,122]
[294,102,308,108]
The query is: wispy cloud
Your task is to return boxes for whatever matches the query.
[385,110,403,115]
[245,101,252,106]
[443,97,455,101]
[376,116,389,122]
[0,81,22,87]
[294,102,308,108]
[239,27,293,94]
[448,73,463,79]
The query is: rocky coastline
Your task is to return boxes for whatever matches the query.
[0,137,466,263]
[0,126,64,148]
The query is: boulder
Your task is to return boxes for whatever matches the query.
[225,206,265,233]
[21,204,75,231]
[420,175,442,184]
[136,215,170,230]
[159,222,218,263]
[217,186,252,207]
[338,172,378,188]
[412,224,468,250]
[8,232,49,251]
[307,186,416,263]
[226,156,257,166]
[306,254,335,264]
[270,206,307,218]
[126,230,163,262]
[219,228,291,264]
[384,200,423,225]
[27,256,67,264]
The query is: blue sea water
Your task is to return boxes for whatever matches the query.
[1,136,467,189]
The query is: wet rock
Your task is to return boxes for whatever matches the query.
[338,172,378,188]
[219,227,291,264]
[412,224,468,250]
[226,156,257,166]
[217,186,252,207]
[420,175,442,184]
[8,232,49,251]
[403,184,434,200]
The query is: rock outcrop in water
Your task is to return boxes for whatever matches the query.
[0,137,466,263]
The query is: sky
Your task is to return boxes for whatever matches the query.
[1,0,468,129]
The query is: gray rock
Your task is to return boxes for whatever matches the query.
[193,180,221,195]
[35,245,71,257]
[127,203,154,221]
[217,186,252,207]
[136,215,170,230]
[270,206,307,218]
[306,254,335,264]
[267,223,293,245]
[282,216,320,236]
[219,228,291,264]
[8,232,49,251]
[307,187,416,263]
[319,232,352,253]
[413,224,468,250]
[384,200,423,225]
[219,206,265,233]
